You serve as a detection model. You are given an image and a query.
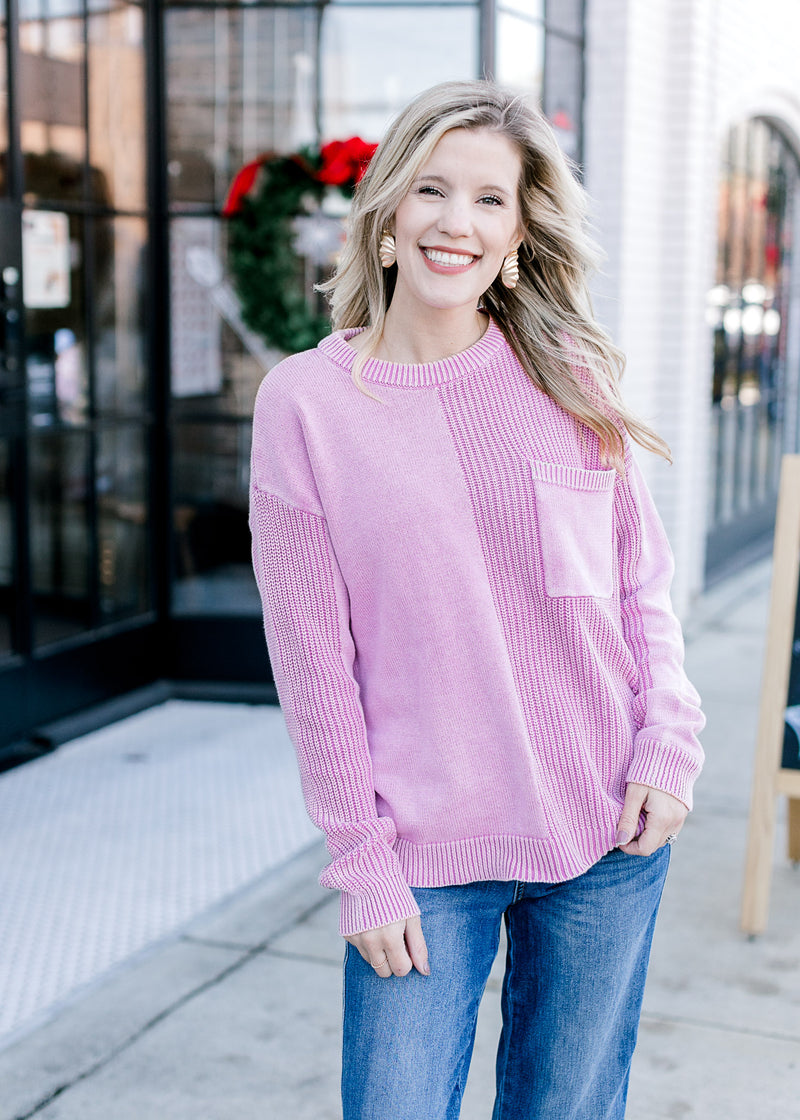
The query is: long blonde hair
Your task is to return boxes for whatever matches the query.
[319,80,670,469]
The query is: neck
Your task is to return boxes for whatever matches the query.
[377,299,488,365]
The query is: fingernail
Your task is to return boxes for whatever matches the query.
[616,829,631,846]
[423,962,431,976]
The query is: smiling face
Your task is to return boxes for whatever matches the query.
[388,127,524,325]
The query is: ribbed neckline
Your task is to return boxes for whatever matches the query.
[317,317,506,387]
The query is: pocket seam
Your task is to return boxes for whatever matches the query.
[529,458,616,492]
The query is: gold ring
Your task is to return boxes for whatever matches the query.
[370,953,389,970]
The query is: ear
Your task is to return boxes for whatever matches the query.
[508,225,525,254]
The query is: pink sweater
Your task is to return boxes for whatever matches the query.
[249,320,705,936]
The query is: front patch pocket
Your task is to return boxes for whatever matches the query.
[530,460,616,598]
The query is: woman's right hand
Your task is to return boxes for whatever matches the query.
[345,914,430,978]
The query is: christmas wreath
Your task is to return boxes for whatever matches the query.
[223,137,377,353]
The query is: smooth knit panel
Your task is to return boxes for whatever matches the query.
[249,321,705,936]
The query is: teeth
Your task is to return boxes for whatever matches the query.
[423,248,475,267]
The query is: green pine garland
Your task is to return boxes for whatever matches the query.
[226,155,333,354]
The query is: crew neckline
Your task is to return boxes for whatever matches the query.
[317,317,506,388]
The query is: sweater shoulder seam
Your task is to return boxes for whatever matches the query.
[250,482,326,522]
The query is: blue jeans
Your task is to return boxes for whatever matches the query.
[342,845,670,1120]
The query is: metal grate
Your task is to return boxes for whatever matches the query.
[0,701,318,1047]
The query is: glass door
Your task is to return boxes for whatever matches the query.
[0,0,161,753]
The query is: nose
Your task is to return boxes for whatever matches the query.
[437,194,474,238]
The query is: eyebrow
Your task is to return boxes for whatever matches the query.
[414,173,513,196]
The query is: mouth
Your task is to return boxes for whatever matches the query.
[420,246,479,272]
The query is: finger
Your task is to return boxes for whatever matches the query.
[384,930,414,977]
[347,918,415,978]
[620,823,661,857]
[403,915,430,976]
[345,919,406,975]
[616,781,648,846]
[367,949,393,977]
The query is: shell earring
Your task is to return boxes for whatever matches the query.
[500,248,519,289]
[379,230,397,268]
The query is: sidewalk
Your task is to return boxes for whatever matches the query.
[1,558,799,1119]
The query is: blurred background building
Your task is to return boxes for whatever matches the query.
[1,0,798,754]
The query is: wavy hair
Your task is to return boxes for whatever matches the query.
[318,80,670,469]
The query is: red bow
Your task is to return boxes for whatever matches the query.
[222,156,269,216]
[316,137,379,187]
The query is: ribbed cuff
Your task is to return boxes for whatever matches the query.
[336,869,421,937]
[626,736,702,810]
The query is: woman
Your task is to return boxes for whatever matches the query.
[250,80,704,1120]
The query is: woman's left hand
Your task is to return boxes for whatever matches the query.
[616,782,688,855]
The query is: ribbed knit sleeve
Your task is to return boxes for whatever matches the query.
[615,445,705,808]
[249,376,420,937]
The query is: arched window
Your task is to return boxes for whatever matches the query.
[706,118,800,578]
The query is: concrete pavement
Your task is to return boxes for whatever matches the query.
[1,557,798,1119]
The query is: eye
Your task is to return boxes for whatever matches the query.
[479,194,504,206]
[416,185,443,197]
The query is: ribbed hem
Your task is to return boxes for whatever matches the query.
[333,823,631,936]
[394,827,620,891]
[317,318,507,387]
[627,737,702,810]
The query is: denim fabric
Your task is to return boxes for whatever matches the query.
[341,845,670,1120]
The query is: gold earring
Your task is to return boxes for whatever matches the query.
[500,248,519,289]
[379,230,396,268]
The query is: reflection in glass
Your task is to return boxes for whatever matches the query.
[708,117,800,567]
[172,421,259,617]
[170,216,266,418]
[496,11,543,99]
[166,5,319,210]
[543,33,582,160]
[88,0,146,212]
[321,7,477,141]
[19,0,87,199]
[97,426,150,620]
[0,439,13,656]
[24,210,88,427]
[30,429,91,647]
[94,217,148,416]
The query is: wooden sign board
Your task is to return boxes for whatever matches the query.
[741,454,800,936]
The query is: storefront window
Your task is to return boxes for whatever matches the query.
[543,31,582,161]
[30,428,92,648]
[24,209,89,429]
[321,4,479,140]
[18,0,86,202]
[93,216,148,417]
[87,0,146,213]
[496,0,583,161]
[96,425,150,621]
[172,420,257,617]
[496,10,544,99]
[166,5,319,211]
[706,118,800,575]
[17,0,153,647]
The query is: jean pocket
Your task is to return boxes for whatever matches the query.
[530,459,616,598]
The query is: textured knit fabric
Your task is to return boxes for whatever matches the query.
[249,319,705,936]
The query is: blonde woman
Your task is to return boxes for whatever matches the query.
[250,80,704,1120]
